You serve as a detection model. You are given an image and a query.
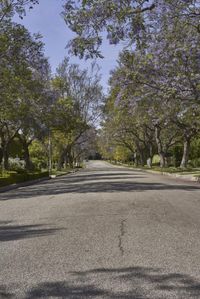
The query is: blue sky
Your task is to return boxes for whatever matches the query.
[14,0,123,93]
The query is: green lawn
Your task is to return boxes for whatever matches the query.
[50,168,73,176]
[0,170,49,188]
[136,166,200,177]
[0,166,82,188]
[111,161,200,177]
[148,166,200,174]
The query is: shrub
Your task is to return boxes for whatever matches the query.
[152,155,160,166]
[188,158,200,168]
[31,157,47,170]
[8,158,25,172]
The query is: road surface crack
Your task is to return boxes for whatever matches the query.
[118,219,126,256]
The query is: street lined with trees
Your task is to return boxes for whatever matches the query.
[1,2,200,298]
[1,0,200,187]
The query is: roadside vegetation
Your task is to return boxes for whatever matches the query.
[88,1,200,172]
[63,0,200,172]
[0,2,102,187]
[1,1,200,186]
[0,170,49,188]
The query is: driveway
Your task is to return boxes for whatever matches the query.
[0,160,200,298]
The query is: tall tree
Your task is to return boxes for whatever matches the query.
[0,20,50,169]
[50,58,103,168]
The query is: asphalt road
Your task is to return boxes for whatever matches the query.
[0,160,200,299]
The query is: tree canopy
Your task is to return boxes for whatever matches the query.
[62,0,200,58]
[96,0,200,168]
[1,0,200,173]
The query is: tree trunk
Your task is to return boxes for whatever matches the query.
[23,143,33,171]
[155,125,166,168]
[140,151,146,166]
[57,151,65,170]
[65,145,74,168]
[68,152,74,168]
[134,152,139,167]
[17,135,33,171]
[2,147,9,170]
[1,139,9,170]
[147,144,153,168]
[0,147,3,165]
[180,138,190,168]
[58,146,72,170]
[135,142,145,166]
[1,133,9,170]
[147,157,152,168]
[159,153,166,168]
[163,147,168,167]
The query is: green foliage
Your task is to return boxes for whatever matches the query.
[0,19,51,170]
[188,158,200,168]
[190,139,200,159]
[2,0,200,177]
[0,0,39,22]
[0,14,103,175]
[152,155,160,166]
[171,146,183,167]
[8,158,25,172]
[98,1,200,168]
[63,1,200,58]
[29,140,48,169]
[7,138,23,158]
[113,146,133,163]
[149,167,194,174]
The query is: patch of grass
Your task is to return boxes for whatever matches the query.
[0,171,49,188]
[0,163,84,187]
[151,167,186,173]
[107,160,200,177]
[50,168,72,176]
[110,161,200,174]
[49,165,82,177]
[150,166,200,174]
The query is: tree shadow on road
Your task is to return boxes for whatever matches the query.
[0,181,200,201]
[24,266,200,298]
[0,223,61,242]
[0,169,200,200]
[65,171,146,180]
[0,285,13,298]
